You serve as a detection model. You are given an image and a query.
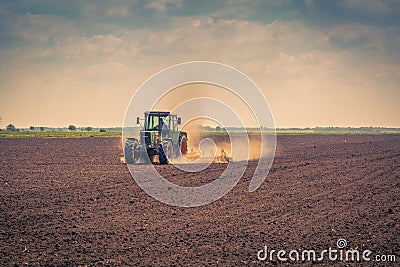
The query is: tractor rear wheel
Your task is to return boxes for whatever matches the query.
[124,138,138,164]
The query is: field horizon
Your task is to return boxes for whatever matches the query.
[1,126,400,138]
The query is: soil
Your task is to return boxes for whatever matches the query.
[1,135,399,266]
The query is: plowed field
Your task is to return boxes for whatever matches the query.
[1,135,399,266]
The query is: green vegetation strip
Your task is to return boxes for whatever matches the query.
[0,131,121,138]
[1,128,399,138]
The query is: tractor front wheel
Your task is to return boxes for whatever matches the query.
[159,140,173,165]
[158,144,167,164]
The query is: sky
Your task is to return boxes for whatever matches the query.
[0,0,399,128]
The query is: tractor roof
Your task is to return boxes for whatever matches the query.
[145,111,171,116]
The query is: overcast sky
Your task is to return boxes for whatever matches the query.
[0,0,399,128]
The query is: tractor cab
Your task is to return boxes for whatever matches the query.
[137,111,183,151]
[143,111,180,133]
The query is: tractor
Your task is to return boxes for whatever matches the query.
[124,111,188,164]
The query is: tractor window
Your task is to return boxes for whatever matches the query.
[146,115,159,130]
[162,115,170,130]
[146,114,172,131]
[170,116,178,131]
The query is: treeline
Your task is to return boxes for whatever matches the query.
[200,126,400,134]
[0,124,122,133]
[1,125,400,135]
[310,127,400,134]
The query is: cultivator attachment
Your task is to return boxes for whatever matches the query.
[181,147,231,163]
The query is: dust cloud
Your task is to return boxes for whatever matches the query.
[182,126,264,163]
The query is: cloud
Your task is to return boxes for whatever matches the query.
[336,0,400,14]
[106,5,131,17]
[6,12,78,48]
[304,0,314,9]
[145,0,183,12]
[0,1,399,127]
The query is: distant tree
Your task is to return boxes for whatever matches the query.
[68,125,76,131]
[40,127,45,131]
[85,127,93,132]
[6,124,16,131]
[30,126,35,130]
[216,126,221,131]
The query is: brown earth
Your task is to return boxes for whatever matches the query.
[1,135,399,266]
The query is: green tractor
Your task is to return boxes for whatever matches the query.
[124,111,188,164]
